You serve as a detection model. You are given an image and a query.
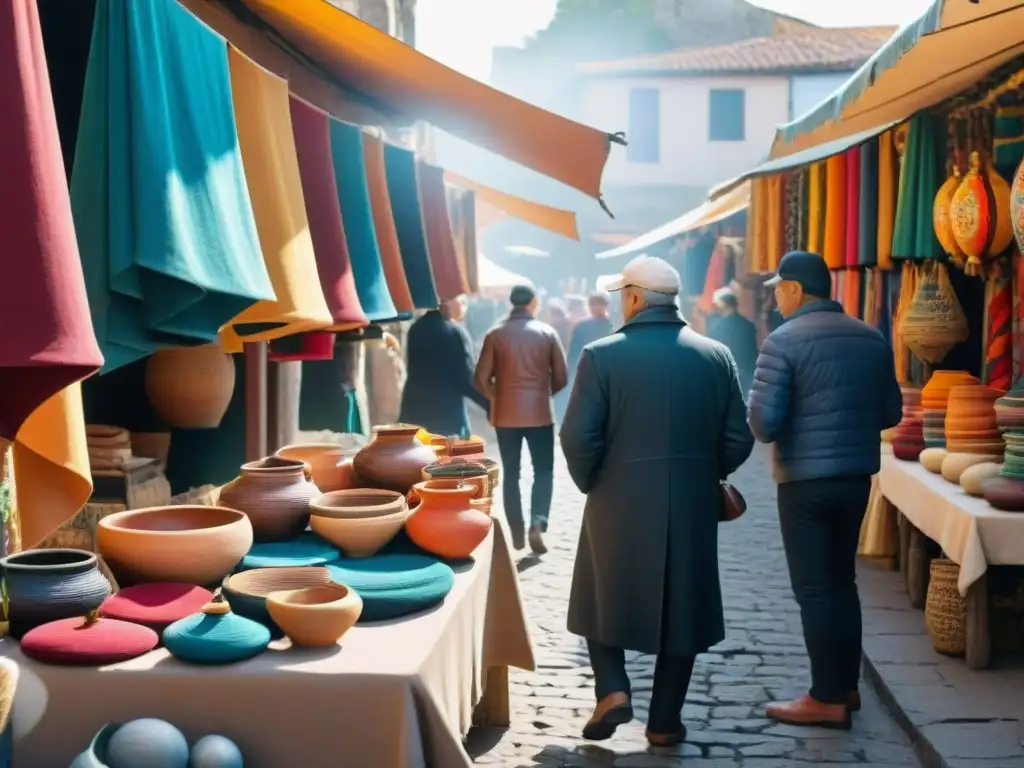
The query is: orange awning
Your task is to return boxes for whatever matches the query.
[235,0,618,201]
[445,172,580,241]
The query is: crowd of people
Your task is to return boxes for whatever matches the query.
[387,249,901,745]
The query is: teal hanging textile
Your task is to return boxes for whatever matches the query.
[383,143,438,309]
[71,0,273,372]
[892,113,944,262]
[329,121,398,321]
[858,137,879,266]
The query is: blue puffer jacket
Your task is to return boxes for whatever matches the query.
[748,300,902,484]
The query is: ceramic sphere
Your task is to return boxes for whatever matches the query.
[189,735,244,768]
[106,719,189,768]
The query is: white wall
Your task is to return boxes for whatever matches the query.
[581,74,790,189]
[789,72,853,121]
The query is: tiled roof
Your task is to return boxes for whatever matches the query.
[577,27,896,76]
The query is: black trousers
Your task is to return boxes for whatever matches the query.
[777,475,871,705]
[495,425,554,540]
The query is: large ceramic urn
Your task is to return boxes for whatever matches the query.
[145,344,235,429]
[353,425,438,493]
[219,457,319,542]
[405,479,492,560]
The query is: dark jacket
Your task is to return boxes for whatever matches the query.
[399,310,487,437]
[567,316,614,373]
[706,311,758,395]
[560,305,753,656]
[747,300,902,484]
[474,308,568,428]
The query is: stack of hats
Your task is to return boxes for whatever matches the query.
[983,379,1024,510]
[919,371,980,472]
[940,384,1005,483]
[892,387,926,461]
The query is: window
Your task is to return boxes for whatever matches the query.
[627,88,660,163]
[709,89,746,142]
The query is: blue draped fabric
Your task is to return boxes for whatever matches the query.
[383,143,438,309]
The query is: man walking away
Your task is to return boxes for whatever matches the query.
[706,287,758,398]
[561,256,753,746]
[748,250,902,729]
[567,290,615,373]
[399,297,488,438]
[475,285,568,554]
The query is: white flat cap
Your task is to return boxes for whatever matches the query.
[603,255,680,295]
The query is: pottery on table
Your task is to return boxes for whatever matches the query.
[421,457,496,500]
[406,479,493,560]
[275,443,357,493]
[99,583,214,633]
[353,424,439,493]
[163,597,271,665]
[944,439,1006,455]
[0,549,112,639]
[940,452,1002,484]
[70,723,120,768]
[920,448,948,473]
[310,488,407,520]
[961,462,1002,496]
[995,378,1024,431]
[982,475,1024,511]
[266,583,363,647]
[20,614,159,666]
[97,506,253,587]
[222,567,332,633]
[219,456,319,542]
[104,719,190,768]
[145,344,236,430]
[310,507,410,558]
[893,440,926,461]
[189,735,244,768]
[326,553,455,622]
[239,532,339,569]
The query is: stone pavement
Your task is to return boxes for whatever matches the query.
[467,443,921,767]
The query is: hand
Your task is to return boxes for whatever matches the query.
[382,332,401,354]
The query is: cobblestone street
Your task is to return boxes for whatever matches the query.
[469,443,921,767]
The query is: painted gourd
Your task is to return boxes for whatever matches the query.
[933,169,966,268]
[950,152,1013,276]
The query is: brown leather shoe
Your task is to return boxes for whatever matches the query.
[646,724,687,747]
[582,692,633,741]
[765,695,851,730]
[528,526,548,555]
[848,690,861,713]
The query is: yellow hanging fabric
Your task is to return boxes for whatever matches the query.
[806,162,825,254]
[747,178,769,273]
[877,129,898,270]
[219,48,332,352]
[764,174,785,272]
[823,153,848,269]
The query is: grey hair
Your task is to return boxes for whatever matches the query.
[639,288,678,308]
[712,287,739,311]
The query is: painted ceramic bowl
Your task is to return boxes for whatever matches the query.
[266,583,363,647]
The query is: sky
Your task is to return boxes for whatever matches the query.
[415,0,936,81]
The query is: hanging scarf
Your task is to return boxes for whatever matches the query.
[823,153,848,268]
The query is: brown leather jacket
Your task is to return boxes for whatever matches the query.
[474,309,568,428]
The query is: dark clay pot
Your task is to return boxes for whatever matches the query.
[1,549,112,639]
[981,476,1024,512]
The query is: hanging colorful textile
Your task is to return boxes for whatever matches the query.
[329,121,399,321]
[289,98,368,332]
[384,143,439,309]
[986,254,1014,392]
[71,0,272,371]
[700,239,729,314]
[806,162,826,255]
[747,178,769,273]
[843,268,861,317]
[795,169,809,251]
[877,129,899,270]
[844,147,861,268]
[831,270,842,303]
[764,174,785,271]
[417,162,469,301]
[893,262,917,383]
[783,172,801,254]
[447,186,480,294]
[892,113,944,262]
[858,139,879,267]
[823,153,847,269]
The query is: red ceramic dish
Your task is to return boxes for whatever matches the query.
[20,616,158,666]
[99,583,214,632]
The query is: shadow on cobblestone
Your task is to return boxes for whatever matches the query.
[467,443,921,767]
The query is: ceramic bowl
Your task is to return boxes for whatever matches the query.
[309,489,407,520]
[222,566,332,634]
[961,462,1002,496]
[97,506,253,587]
[310,507,410,558]
[266,583,363,647]
[275,443,357,493]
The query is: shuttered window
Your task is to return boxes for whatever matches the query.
[627,87,660,163]
[709,88,745,142]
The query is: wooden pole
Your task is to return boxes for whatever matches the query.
[266,360,282,455]
[244,342,268,462]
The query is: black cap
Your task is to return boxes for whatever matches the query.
[764,251,831,298]
[510,285,536,307]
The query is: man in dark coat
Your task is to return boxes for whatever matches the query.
[560,255,753,746]
[399,296,488,438]
[706,287,758,398]
[748,251,902,729]
[567,290,615,373]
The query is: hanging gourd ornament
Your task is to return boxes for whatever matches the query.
[950,151,1014,276]
[933,167,966,270]
[1010,153,1024,254]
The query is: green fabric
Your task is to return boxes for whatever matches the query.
[891,113,944,261]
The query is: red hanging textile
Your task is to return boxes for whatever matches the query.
[987,256,1013,392]
[417,162,468,301]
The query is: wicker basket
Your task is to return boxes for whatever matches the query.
[925,558,966,656]
[0,657,17,752]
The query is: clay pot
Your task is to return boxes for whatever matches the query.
[275,443,357,493]
[422,458,494,500]
[982,475,1024,511]
[941,452,1003,484]
[266,584,363,647]
[97,506,253,587]
[0,549,112,639]
[405,479,493,560]
[353,424,439,493]
[920,448,948,473]
[893,440,925,461]
[310,507,409,558]
[961,462,1002,496]
[310,489,407,520]
[145,344,236,429]
[221,567,331,634]
[945,439,1005,455]
[220,457,319,542]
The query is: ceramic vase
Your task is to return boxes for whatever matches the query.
[163,598,271,665]
[220,457,319,542]
[353,424,438,493]
[145,344,236,429]
[275,443,357,493]
[405,479,492,559]
[0,549,111,639]
[266,583,363,647]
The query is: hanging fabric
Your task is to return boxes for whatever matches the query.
[858,138,879,267]
[764,174,785,271]
[806,162,826,255]
[268,332,336,363]
[892,113,945,262]
[747,178,769,273]
[447,186,479,294]
[795,169,809,251]
[877,130,898,270]
[986,254,1014,392]
[289,97,367,332]
[417,162,469,301]
[845,147,862,268]
[384,142,439,309]
[783,172,801,254]
[823,153,848,269]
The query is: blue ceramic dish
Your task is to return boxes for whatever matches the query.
[326,553,454,622]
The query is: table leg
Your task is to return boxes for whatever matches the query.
[885,498,900,572]
[472,666,510,728]
[965,575,992,670]
[898,512,910,585]
[907,527,930,610]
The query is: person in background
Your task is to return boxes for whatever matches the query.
[748,251,902,730]
[706,287,758,398]
[475,285,567,554]
[546,298,573,352]
[567,291,614,373]
[399,296,488,438]
[561,255,753,747]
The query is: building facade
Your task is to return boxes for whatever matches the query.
[329,0,415,45]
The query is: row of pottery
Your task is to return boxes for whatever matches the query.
[71,718,243,768]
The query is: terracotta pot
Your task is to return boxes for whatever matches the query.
[944,439,1005,455]
[222,567,332,634]
[145,344,236,429]
[406,479,492,560]
[0,549,112,639]
[97,506,253,587]
[310,508,409,558]
[945,413,1000,432]
[353,424,439,493]
[941,452,1003,484]
[982,475,1024,511]
[893,441,925,461]
[421,457,495,500]
[944,429,1001,441]
[220,457,319,542]
[920,448,948,473]
[961,462,1002,496]
[275,443,357,493]
[310,489,407,520]
[266,584,363,647]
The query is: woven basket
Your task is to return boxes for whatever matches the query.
[899,262,969,363]
[0,657,17,746]
[925,558,966,656]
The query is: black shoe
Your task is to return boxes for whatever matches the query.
[582,694,633,741]
[646,724,687,747]
[528,526,547,555]
[511,532,526,551]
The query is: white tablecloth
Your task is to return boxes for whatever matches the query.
[879,454,1024,595]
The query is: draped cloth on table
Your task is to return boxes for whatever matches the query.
[877,128,899,270]
[987,255,1013,392]
[384,143,439,309]
[2,0,103,547]
[858,138,879,267]
[823,153,847,269]
[329,121,399,321]
[72,0,272,371]
[288,97,367,332]
[418,163,469,302]
[892,114,944,262]
[220,49,333,352]
[844,147,861,268]
[806,162,825,255]
[361,132,415,314]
